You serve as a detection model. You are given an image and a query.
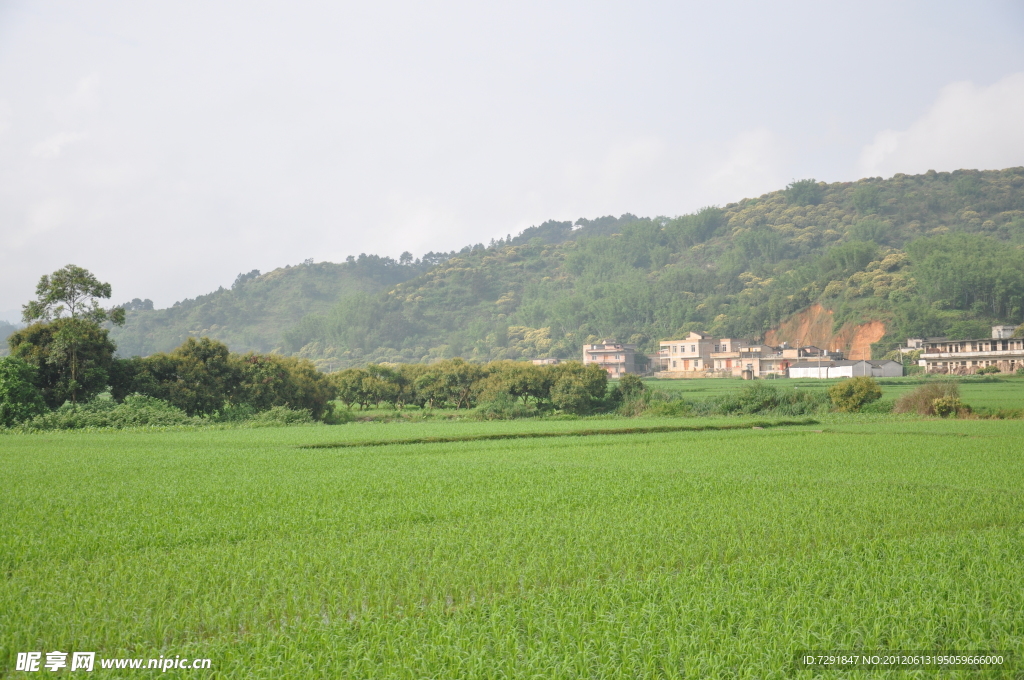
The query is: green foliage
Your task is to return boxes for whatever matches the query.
[784,178,824,206]
[473,391,540,420]
[828,376,882,412]
[0,320,19,355]
[906,233,1024,320]
[330,368,370,409]
[711,381,829,416]
[8,318,118,407]
[13,394,197,431]
[851,184,881,213]
[894,381,966,416]
[129,337,239,416]
[415,358,486,410]
[614,374,645,399]
[246,405,316,427]
[479,361,550,405]
[111,256,431,358]
[549,362,608,414]
[932,395,967,418]
[0,357,47,426]
[21,264,125,326]
[848,218,891,244]
[977,365,1002,375]
[112,337,336,421]
[234,353,336,420]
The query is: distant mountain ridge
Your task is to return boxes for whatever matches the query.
[108,168,1024,366]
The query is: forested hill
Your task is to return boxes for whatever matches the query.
[110,254,436,357]
[111,168,1024,366]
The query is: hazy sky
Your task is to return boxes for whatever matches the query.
[2,1,1024,319]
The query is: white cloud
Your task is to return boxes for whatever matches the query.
[31,131,87,158]
[701,127,788,204]
[859,72,1024,177]
[52,73,100,122]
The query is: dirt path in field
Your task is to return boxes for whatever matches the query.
[301,418,819,448]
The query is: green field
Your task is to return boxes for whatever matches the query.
[4,416,1024,678]
[642,375,1024,411]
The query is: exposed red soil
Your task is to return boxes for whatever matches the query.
[764,304,885,360]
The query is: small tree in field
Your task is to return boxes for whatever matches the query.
[828,376,882,412]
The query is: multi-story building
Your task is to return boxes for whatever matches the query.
[921,326,1024,374]
[654,333,853,378]
[582,339,637,377]
[657,332,715,373]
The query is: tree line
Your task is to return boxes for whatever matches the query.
[330,359,611,414]
[2,265,617,427]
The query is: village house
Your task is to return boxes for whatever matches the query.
[654,333,844,378]
[656,332,715,374]
[787,359,903,379]
[921,325,1024,374]
[582,339,637,377]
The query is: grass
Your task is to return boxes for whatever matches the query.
[3,417,1024,678]
[640,374,1024,411]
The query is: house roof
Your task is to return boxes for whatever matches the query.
[788,360,863,368]
[788,359,901,369]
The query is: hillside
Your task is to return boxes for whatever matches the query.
[110,254,436,357]
[110,168,1024,366]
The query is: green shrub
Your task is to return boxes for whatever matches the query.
[859,399,894,414]
[716,382,828,416]
[932,396,966,418]
[16,394,196,431]
[976,365,1001,375]
[828,377,882,412]
[894,381,968,416]
[0,357,48,427]
[550,363,608,414]
[247,406,315,427]
[1017,366,1024,376]
[474,391,540,420]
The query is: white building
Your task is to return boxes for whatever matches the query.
[921,325,1024,374]
[787,359,903,379]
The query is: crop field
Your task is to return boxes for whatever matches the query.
[642,375,1024,411]
[3,416,1024,678]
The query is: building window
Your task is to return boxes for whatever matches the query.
[672,360,677,368]
[690,345,695,352]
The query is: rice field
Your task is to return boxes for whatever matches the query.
[3,416,1024,678]
[642,374,1024,411]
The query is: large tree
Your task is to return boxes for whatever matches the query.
[10,265,126,406]
[22,264,126,325]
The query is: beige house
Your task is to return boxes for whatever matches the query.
[921,326,1024,374]
[657,332,715,374]
[654,332,852,378]
[582,339,637,377]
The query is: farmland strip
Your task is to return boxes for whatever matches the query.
[300,418,819,448]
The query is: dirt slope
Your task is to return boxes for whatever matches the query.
[763,304,885,360]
